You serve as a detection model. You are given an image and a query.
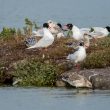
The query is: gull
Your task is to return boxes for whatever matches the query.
[31,20,56,37]
[32,20,64,38]
[67,42,86,71]
[48,20,65,38]
[56,23,65,38]
[80,26,110,44]
[64,24,83,41]
[83,33,90,48]
[27,23,54,49]
[48,20,59,34]
[32,29,44,37]
[62,72,92,89]
[80,26,110,38]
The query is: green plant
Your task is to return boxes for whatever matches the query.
[82,48,110,69]
[23,18,39,36]
[13,60,59,86]
[0,27,16,40]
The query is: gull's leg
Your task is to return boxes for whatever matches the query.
[93,37,97,46]
[74,63,80,73]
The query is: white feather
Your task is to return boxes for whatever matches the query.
[72,25,83,41]
[27,28,54,49]
[67,46,86,63]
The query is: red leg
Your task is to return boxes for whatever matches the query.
[74,63,80,73]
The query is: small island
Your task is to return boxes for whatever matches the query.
[0,19,110,89]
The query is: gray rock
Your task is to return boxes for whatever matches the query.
[61,67,110,89]
[90,74,110,89]
[79,67,110,89]
[55,80,66,87]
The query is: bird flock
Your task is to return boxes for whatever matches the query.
[25,20,110,70]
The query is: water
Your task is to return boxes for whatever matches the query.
[0,87,110,110]
[0,0,110,30]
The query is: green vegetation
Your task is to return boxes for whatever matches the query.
[0,18,38,41]
[23,18,38,36]
[13,60,58,86]
[0,27,16,40]
[82,37,110,68]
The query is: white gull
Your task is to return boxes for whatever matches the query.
[67,42,86,70]
[27,23,54,49]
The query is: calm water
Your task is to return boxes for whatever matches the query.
[0,0,110,30]
[0,87,110,110]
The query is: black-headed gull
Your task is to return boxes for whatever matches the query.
[27,23,54,49]
[67,42,86,70]
[80,26,110,38]
[64,24,83,41]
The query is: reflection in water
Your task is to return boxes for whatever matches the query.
[0,87,110,110]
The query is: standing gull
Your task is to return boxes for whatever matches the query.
[67,42,86,70]
[27,23,54,49]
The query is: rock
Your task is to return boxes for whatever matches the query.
[79,67,110,80]
[90,74,110,89]
[55,80,66,87]
[79,67,110,89]
[62,67,110,89]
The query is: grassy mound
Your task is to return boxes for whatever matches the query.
[0,22,110,86]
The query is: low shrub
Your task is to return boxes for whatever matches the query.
[0,27,16,40]
[13,59,59,86]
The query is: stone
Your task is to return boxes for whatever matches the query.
[90,74,110,89]
[55,80,66,87]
